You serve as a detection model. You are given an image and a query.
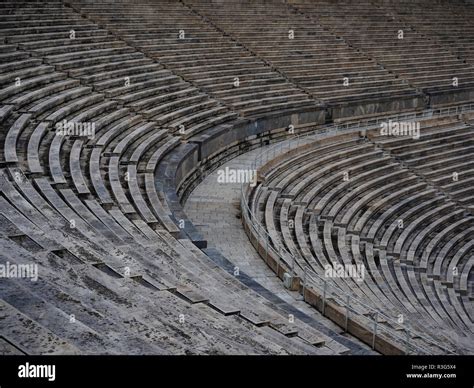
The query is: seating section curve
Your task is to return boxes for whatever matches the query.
[0,0,357,355]
[246,120,474,354]
[0,0,473,355]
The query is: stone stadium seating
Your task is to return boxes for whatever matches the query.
[290,0,474,107]
[245,119,474,354]
[369,117,474,211]
[69,0,323,120]
[186,0,425,118]
[381,0,474,64]
[0,0,473,355]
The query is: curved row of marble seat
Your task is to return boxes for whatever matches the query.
[248,125,474,354]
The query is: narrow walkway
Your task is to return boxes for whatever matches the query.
[184,145,375,354]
